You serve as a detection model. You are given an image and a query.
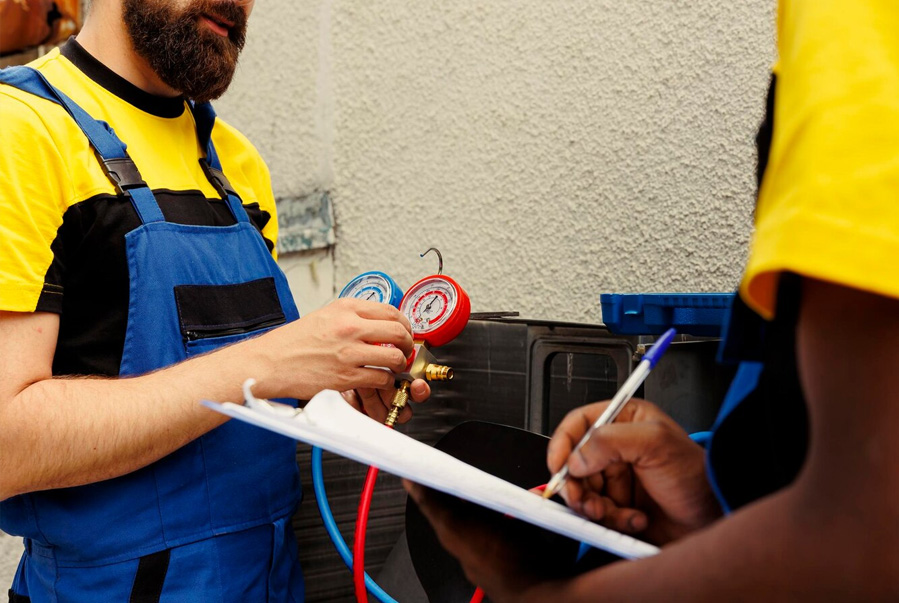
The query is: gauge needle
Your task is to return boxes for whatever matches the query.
[424,295,438,312]
[366,291,376,300]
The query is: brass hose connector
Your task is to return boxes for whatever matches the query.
[425,364,453,381]
[399,343,454,382]
[384,380,411,427]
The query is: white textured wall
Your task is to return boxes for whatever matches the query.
[329,1,775,322]
[223,0,775,323]
[219,1,328,198]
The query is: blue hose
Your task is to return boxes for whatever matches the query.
[311,446,398,603]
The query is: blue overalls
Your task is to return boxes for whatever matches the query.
[0,67,305,602]
[706,277,809,514]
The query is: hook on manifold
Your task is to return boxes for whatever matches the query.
[420,247,443,275]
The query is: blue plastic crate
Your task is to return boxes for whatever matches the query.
[600,293,734,337]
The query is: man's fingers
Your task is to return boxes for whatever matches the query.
[600,505,649,534]
[346,300,414,349]
[347,298,410,328]
[578,491,609,520]
[567,421,672,478]
[563,479,610,521]
[340,390,363,413]
[603,461,634,508]
[409,379,430,402]
[356,344,409,373]
[351,366,396,390]
[560,477,588,513]
[361,324,414,356]
[355,387,386,420]
[546,401,615,472]
[394,403,413,424]
[574,490,648,534]
[546,398,676,474]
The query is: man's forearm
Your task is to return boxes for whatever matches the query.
[528,483,895,602]
[0,342,275,500]
[0,299,418,500]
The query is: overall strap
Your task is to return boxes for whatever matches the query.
[190,101,251,224]
[0,66,165,224]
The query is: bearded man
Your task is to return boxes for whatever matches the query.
[0,1,430,601]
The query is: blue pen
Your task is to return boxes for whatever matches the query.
[543,328,678,499]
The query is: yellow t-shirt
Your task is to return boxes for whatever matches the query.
[0,39,279,376]
[741,0,899,319]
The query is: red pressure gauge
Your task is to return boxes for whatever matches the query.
[399,274,471,347]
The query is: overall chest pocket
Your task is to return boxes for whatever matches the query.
[174,276,286,357]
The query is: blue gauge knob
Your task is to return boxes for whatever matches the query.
[339,271,404,308]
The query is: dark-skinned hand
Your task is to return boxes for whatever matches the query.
[547,398,722,545]
[404,480,592,603]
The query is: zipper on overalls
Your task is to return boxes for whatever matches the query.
[183,316,287,342]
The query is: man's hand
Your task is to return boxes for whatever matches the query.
[340,379,431,424]
[246,298,418,401]
[548,399,722,545]
[404,481,581,603]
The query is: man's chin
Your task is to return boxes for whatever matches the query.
[182,77,235,103]
[161,43,240,102]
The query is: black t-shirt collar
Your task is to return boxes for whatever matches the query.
[60,37,186,118]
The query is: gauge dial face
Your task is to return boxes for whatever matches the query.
[339,273,393,304]
[402,278,457,335]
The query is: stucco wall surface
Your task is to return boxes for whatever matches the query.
[328,0,775,323]
[217,1,326,198]
[221,0,776,323]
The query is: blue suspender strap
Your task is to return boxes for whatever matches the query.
[191,101,251,224]
[192,100,217,158]
[123,186,166,225]
[0,66,165,224]
[0,67,126,161]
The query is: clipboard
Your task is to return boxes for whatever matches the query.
[202,389,660,560]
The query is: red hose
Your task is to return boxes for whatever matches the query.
[354,463,380,603]
[355,422,546,603]
[355,418,399,603]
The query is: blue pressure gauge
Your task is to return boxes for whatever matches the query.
[338,271,404,308]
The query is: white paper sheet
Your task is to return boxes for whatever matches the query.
[202,390,660,560]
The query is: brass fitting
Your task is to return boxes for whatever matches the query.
[397,341,455,383]
[385,380,411,427]
[386,343,454,426]
[424,364,453,381]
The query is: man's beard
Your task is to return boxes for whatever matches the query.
[123,0,248,102]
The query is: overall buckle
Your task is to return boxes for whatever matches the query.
[199,160,237,199]
[101,157,147,196]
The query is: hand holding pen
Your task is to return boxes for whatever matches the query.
[543,328,678,500]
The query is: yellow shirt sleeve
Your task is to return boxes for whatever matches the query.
[741,1,899,318]
[0,88,71,312]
